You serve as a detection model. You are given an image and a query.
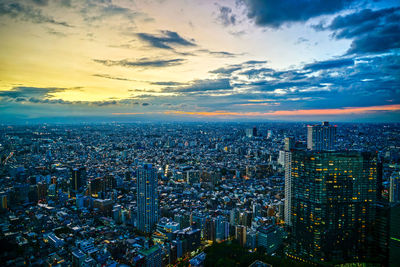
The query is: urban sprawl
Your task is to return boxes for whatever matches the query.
[0,122,399,266]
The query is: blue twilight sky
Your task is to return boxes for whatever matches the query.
[0,0,399,122]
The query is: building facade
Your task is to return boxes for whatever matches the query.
[307,121,336,151]
[70,167,86,193]
[389,203,400,266]
[284,137,294,226]
[137,164,159,233]
[389,171,400,203]
[287,150,379,263]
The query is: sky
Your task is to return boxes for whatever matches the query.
[0,0,399,123]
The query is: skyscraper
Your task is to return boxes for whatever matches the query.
[287,150,379,263]
[235,225,247,247]
[70,167,86,193]
[284,137,294,225]
[389,171,400,203]
[389,203,400,266]
[137,163,159,233]
[284,137,294,152]
[307,121,336,151]
[245,127,257,137]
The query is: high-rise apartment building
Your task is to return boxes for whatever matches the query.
[245,127,257,138]
[70,167,86,193]
[307,121,336,151]
[137,163,159,233]
[389,171,400,203]
[287,150,379,263]
[283,137,294,225]
[235,225,247,247]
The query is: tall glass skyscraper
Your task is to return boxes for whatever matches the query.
[137,163,159,233]
[307,121,336,151]
[286,150,379,263]
[389,171,400,203]
[389,203,400,266]
[284,137,294,226]
[70,167,86,194]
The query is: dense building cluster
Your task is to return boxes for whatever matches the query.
[0,122,399,266]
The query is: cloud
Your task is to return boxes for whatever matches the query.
[243,60,267,65]
[192,53,399,112]
[3,52,399,122]
[93,74,135,81]
[164,104,400,117]
[241,0,356,28]
[248,80,311,92]
[93,75,187,86]
[327,7,400,54]
[196,49,241,57]
[0,86,151,107]
[111,112,147,115]
[216,5,236,26]
[304,58,354,70]
[163,78,233,93]
[136,30,196,49]
[31,0,48,6]
[93,58,185,68]
[98,4,138,21]
[239,67,275,78]
[158,53,399,112]
[0,1,72,27]
[209,66,242,76]
[59,0,71,7]
[295,37,309,44]
[272,55,398,107]
[46,27,67,37]
[209,60,268,77]
[0,86,69,99]
[150,81,186,86]
[81,1,147,23]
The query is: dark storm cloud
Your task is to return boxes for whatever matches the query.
[327,7,400,54]
[136,30,196,50]
[216,5,236,26]
[304,58,354,71]
[0,1,72,27]
[93,58,185,68]
[163,78,233,93]
[241,0,356,28]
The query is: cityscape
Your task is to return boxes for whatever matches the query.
[1,0,400,266]
[0,122,399,266]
